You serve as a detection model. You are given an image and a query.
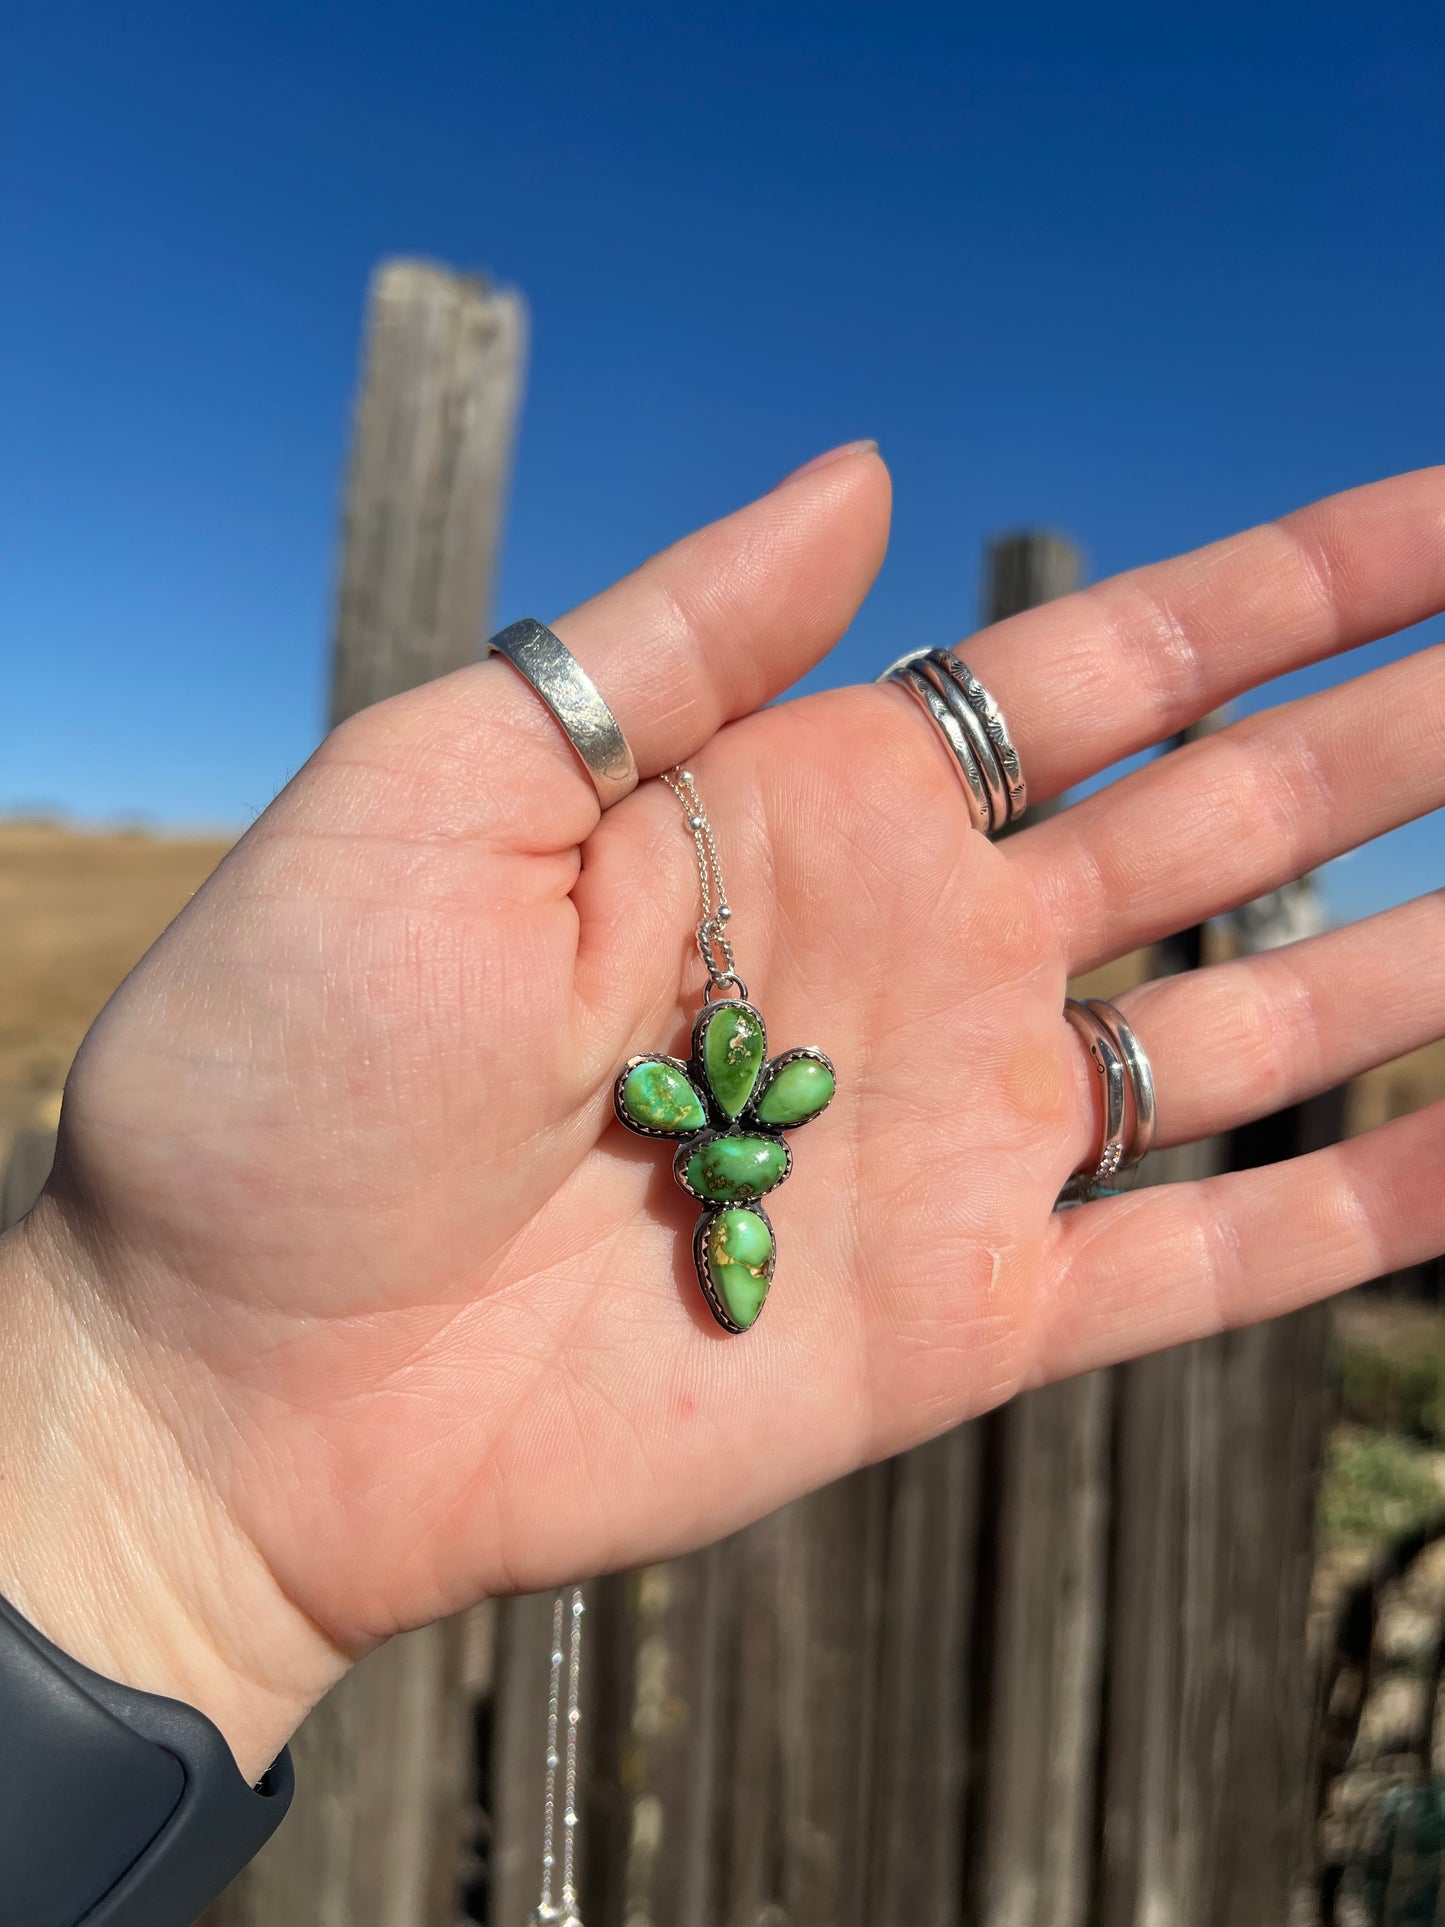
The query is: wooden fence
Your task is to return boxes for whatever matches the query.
[0,260,1344,1926]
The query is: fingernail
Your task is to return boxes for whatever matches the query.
[774,440,878,488]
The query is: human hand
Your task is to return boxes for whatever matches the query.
[2,447,1441,1778]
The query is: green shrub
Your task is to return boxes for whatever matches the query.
[1319,1428,1444,1546]
[1336,1327,1445,1444]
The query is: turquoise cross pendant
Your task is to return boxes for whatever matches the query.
[614,997,836,1333]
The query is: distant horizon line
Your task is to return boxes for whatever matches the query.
[0,809,241,842]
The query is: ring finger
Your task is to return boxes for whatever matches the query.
[1059,891,1445,1175]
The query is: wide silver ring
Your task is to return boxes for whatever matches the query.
[1058,998,1156,1205]
[486,618,639,808]
[876,647,1027,833]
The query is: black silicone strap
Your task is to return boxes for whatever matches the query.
[0,1593,294,1926]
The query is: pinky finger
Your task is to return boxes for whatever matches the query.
[1037,1100,1445,1383]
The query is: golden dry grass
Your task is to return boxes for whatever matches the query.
[0,820,232,1157]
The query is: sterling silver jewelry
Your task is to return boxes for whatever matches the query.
[914,656,1011,829]
[1058,997,1156,1205]
[1084,999,1156,1175]
[1060,1001,1127,1203]
[529,1587,586,1927]
[612,768,836,1333]
[891,661,995,831]
[487,617,639,808]
[876,648,1026,833]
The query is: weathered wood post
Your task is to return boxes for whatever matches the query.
[969,534,1110,1927]
[202,258,527,1927]
[329,259,527,722]
[1096,865,1333,1927]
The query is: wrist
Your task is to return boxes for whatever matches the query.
[0,1196,347,1782]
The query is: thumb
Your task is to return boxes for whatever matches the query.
[317,444,891,852]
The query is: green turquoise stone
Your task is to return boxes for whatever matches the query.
[703,1208,774,1329]
[756,1056,835,1128]
[621,1060,706,1134]
[703,1004,765,1116]
[681,1134,789,1203]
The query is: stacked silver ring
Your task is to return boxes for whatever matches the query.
[876,648,1027,834]
[1058,998,1157,1205]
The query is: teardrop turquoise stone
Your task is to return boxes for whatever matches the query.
[621,1061,706,1134]
[682,1134,789,1202]
[756,1056,835,1127]
[703,1208,774,1329]
[703,1004,765,1116]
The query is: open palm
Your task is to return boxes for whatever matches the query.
[13,449,1444,1774]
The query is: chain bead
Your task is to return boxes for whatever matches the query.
[663,766,744,996]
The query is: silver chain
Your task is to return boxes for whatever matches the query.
[530,1587,585,1926]
[527,772,733,1927]
[663,766,747,1000]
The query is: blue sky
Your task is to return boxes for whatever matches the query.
[2,1,1441,925]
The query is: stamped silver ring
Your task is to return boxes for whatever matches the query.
[891,663,993,831]
[1058,997,1156,1206]
[486,617,639,808]
[876,647,1027,833]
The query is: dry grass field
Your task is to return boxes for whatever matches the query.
[0,820,233,1162]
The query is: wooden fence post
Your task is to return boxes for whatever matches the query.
[968,536,1113,1927]
[329,260,527,723]
[203,257,527,1927]
[982,531,1083,624]
[1093,726,1330,1927]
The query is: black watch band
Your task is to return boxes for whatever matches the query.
[0,1593,294,1927]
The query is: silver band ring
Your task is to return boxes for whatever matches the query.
[1059,997,1156,1204]
[1084,999,1157,1173]
[893,663,993,831]
[913,657,1011,830]
[877,647,1027,833]
[1061,1001,1128,1203]
[486,617,639,808]
[932,653,1027,820]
